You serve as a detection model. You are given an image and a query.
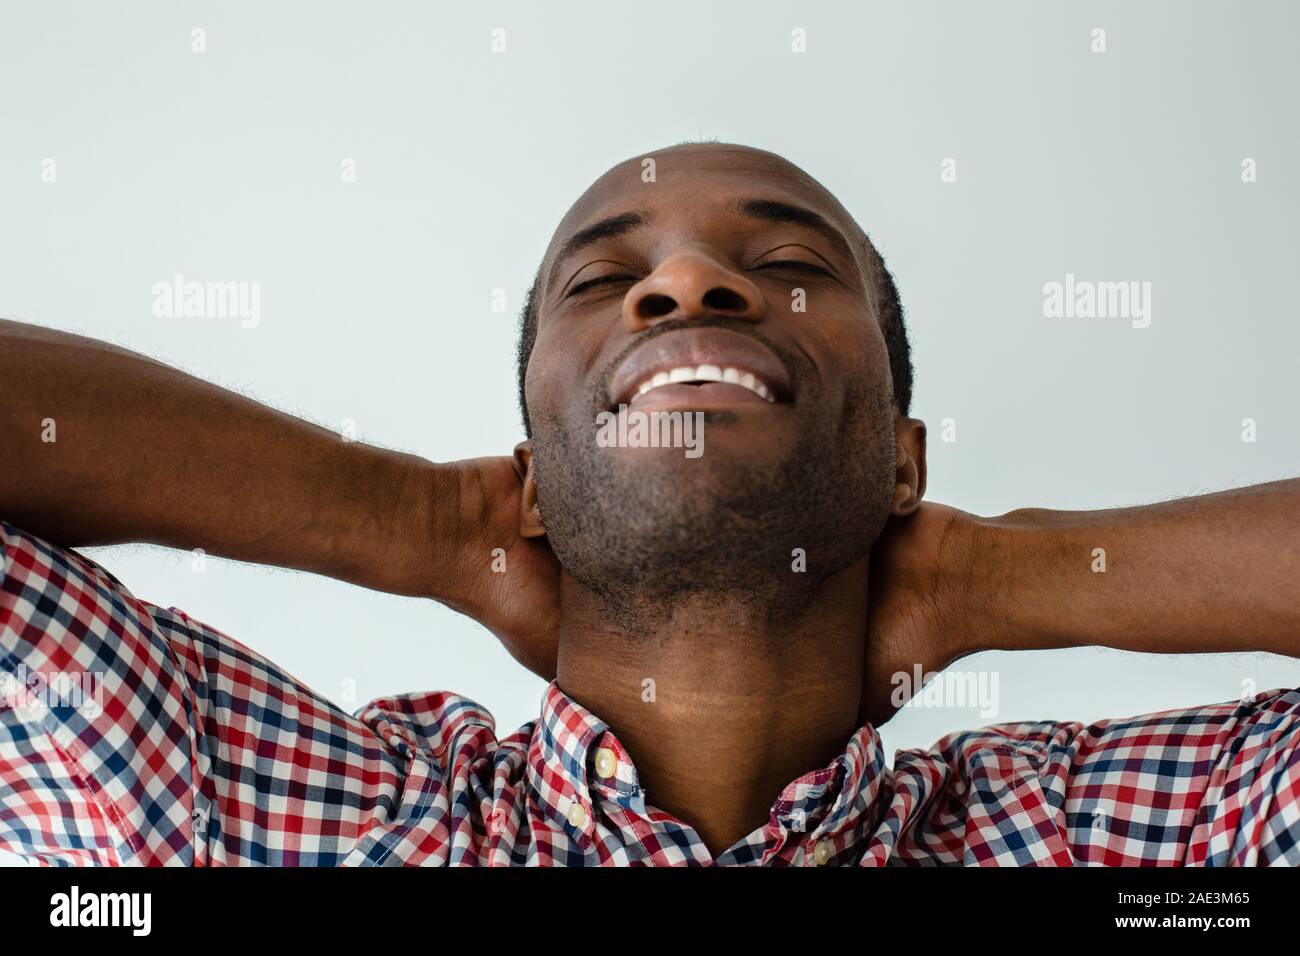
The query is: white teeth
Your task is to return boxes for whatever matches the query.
[631,365,777,402]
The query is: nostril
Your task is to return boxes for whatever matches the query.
[702,287,748,312]
[636,293,677,319]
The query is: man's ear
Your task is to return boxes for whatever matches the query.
[513,440,547,538]
[891,417,927,516]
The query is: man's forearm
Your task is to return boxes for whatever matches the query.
[965,479,1300,659]
[0,319,451,597]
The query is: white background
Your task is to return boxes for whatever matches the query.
[2,1,1298,865]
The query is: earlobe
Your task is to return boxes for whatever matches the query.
[513,441,547,539]
[891,417,927,516]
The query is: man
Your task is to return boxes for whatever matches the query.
[1,142,1297,866]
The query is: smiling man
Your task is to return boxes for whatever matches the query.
[2,143,1299,865]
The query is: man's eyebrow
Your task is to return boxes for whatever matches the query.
[546,210,652,291]
[737,197,855,262]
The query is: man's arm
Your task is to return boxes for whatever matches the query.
[0,319,561,675]
[863,482,1300,724]
[0,318,447,596]
[966,480,1300,659]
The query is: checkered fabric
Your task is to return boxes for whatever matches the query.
[2,520,1298,866]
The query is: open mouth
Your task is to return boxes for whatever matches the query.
[607,328,793,411]
[633,364,775,402]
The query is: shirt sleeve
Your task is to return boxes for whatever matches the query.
[0,520,422,866]
[1069,686,1300,865]
[908,684,1300,865]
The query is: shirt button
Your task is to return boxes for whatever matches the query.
[566,801,587,828]
[813,839,832,866]
[594,747,617,778]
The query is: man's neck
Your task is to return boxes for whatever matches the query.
[554,560,870,857]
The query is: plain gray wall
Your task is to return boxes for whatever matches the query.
[2,0,1298,865]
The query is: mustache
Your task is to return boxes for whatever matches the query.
[591,317,805,413]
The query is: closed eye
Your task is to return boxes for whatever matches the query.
[567,273,638,297]
[753,259,833,277]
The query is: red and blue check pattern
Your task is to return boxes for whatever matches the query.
[2,520,1298,865]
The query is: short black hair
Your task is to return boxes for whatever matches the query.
[516,232,912,436]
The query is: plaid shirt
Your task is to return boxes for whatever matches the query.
[2,520,1299,866]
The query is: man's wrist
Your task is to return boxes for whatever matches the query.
[936,507,999,665]
[319,444,452,599]
[962,508,1084,656]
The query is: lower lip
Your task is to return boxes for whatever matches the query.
[623,382,782,411]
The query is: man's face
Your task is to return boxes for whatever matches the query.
[526,144,899,616]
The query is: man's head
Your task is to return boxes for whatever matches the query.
[515,143,926,624]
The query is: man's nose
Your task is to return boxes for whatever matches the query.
[622,248,765,332]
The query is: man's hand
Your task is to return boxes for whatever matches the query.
[438,456,562,680]
[861,502,977,727]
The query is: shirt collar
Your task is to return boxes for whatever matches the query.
[532,680,887,856]
[538,680,640,787]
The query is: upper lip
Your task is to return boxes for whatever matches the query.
[607,327,794,409]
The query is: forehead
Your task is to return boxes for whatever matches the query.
[543,144,860,267]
